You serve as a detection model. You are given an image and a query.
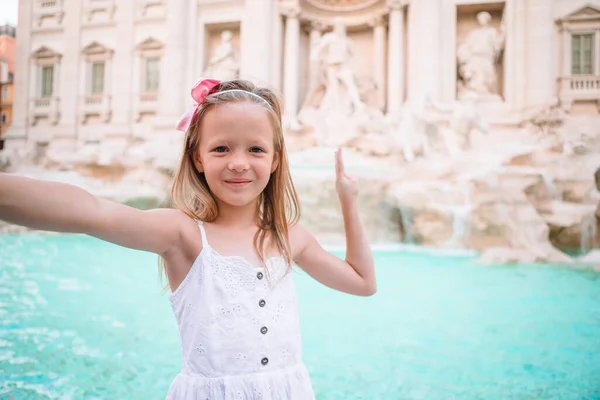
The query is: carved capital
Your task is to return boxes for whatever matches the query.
[386,0,403,11]
[279,3,301,19]
[309,20,328,32]
[367,15,386,28]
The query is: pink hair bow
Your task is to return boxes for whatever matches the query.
[176,78,221,132]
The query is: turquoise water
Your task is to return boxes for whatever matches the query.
[1,235,599,400]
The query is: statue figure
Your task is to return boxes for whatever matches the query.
[204,30,239,81]
[392,95,439,162]
[456,11,505,101]
[307,17,365,115]
[449,93,490,148]
[430,92,489,152]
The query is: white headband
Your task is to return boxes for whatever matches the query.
[213,89,273,108]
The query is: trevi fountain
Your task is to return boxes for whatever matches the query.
[1,0,599,269]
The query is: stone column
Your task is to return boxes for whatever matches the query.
[55,0,82,130]
[308,21,325,91]
[369,16,387,110]
[9,0,33,138]
[272,12,284,91]
[158,0,189,123]
[111,0,135,128]
[281,4,301,120]
[440,0,457,103]
[504,0,525,110]
[387,0,404,114]
[561,27,571,78]
[406,0,442,103]
[186,0,198,87]
[195,21,206,83]
[526,0,555,106]
[240,0,275,83]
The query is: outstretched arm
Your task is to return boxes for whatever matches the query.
[292,149,376,296]
[0,173,187,256]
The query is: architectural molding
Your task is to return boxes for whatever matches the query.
[81,41,114,62]
[82,0,117,24]
[279,3,302,19]
[32,46,63,65]
[33,0,65,28]
[386,0,403,11]
[556,3,600,23]
[303,0,380,13]
[135,37,164,53]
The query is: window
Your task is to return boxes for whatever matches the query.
[91,61,105,94]
[41,65,54,97]
[81,42,113,98]
[2,86,7,100]
[571,33,595,75]
[144,57,160,92]
[1,113,6,124]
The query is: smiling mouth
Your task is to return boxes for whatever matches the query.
[225,180,252,187]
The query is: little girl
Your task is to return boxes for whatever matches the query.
[0,78,376,399]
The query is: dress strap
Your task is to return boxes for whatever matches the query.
[197,220,209,247]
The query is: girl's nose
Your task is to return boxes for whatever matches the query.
[228,155,249,172]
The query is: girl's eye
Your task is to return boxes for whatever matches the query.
[213,146,228,153]
[250,147,264,153]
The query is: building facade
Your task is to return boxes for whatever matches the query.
[4,0,600,151]
[0,24,16,143]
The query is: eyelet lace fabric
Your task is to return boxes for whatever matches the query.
[166,222,315,400]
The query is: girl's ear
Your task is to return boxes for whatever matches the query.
[193,152,204,173]
[271,152,280,173]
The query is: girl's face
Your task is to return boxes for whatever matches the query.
[195,101,279,208]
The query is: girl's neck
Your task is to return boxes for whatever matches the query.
[213,199,259,229]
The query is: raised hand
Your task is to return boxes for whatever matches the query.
[335,147,359,204]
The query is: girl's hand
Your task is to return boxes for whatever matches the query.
[335,148,359,204]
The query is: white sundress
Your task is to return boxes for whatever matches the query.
[166,221,316,400]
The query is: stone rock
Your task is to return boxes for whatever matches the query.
[292,160,399,246]
[577,249,600,272]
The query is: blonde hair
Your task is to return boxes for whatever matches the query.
[160,80,301,284]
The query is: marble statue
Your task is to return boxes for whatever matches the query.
[457,11,505,101]
[306,17,365,116]
[204,30,239,81]
[392,96,438,162]
[430,92,489,152]
[448,93,490,148]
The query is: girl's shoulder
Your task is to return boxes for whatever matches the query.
[157,208,201,234]
[158,208,204,253]
[288,221,313,259]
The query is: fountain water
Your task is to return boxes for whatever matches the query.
[541,172,561,201]
[398,206,416,244]
[444,183,473,249]
[580,211,598,254]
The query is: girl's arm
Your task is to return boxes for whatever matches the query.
[292,149,376,296]
[0,173,188,255]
